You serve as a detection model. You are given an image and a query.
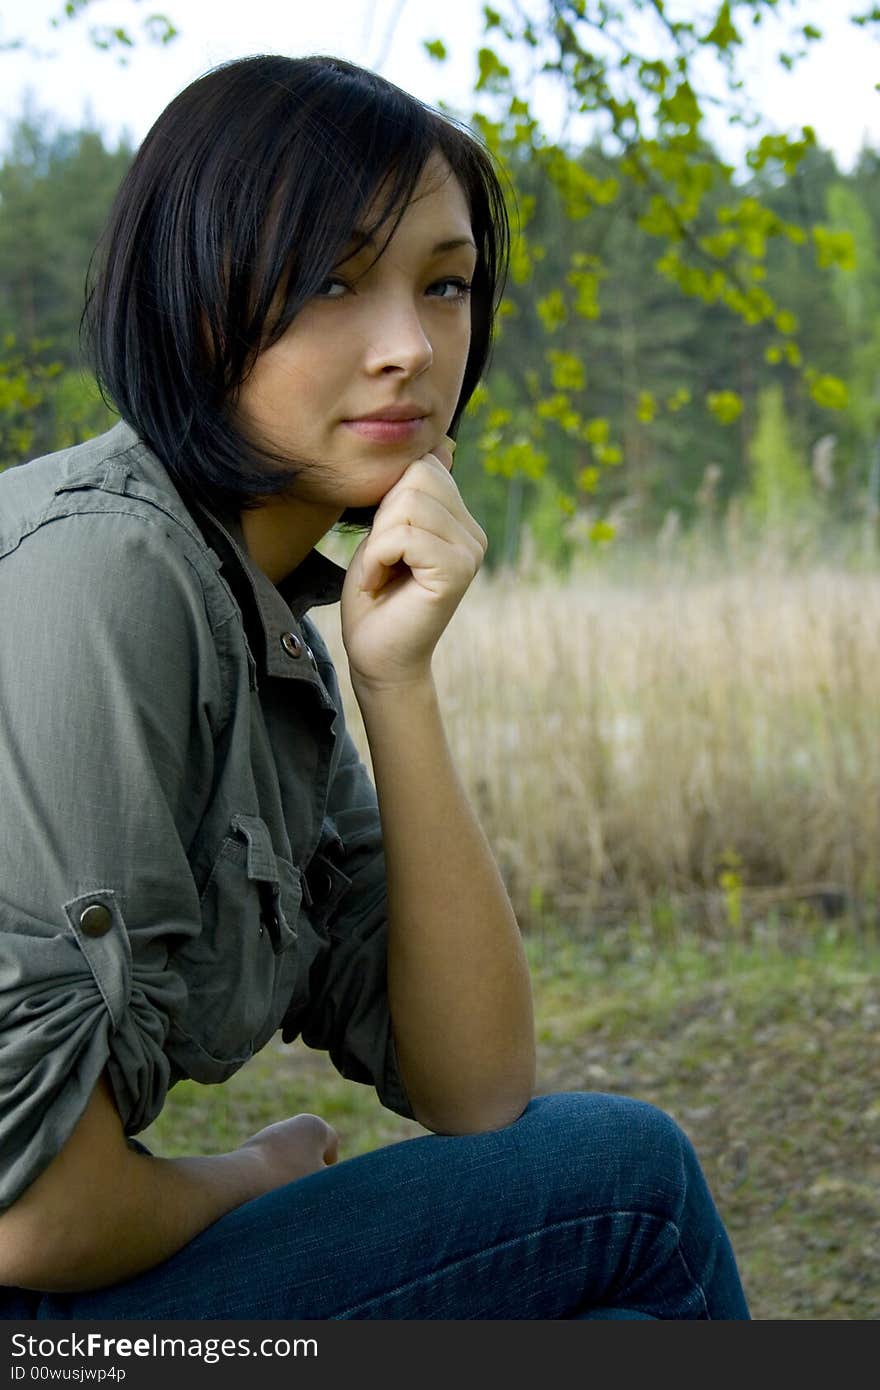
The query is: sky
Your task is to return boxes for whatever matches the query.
[1,0,880,171]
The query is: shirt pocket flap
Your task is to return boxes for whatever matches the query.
[229,812,301,956]
[229,811,280,882]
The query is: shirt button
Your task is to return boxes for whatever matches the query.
[308,869,334,903]
[280,631,302,659]
[80,903,113,937]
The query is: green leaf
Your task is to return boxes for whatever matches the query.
[813,226,857,271]
[483,441,548,480]
[707,391,744,425]
[746,129,816,176]
[636,391,656,423]
[659,81,701,134]
[424,39,447,61]
[567,267,602,319]
[143,14,179,45]
[476,46,511,92]
[536,290,567,332]
[509,232,536,285]
[808,375,849,410]
[464,383,489,416]
[535,393,582,434]
[547,350,585,391]
[577,465,600,493]
[583,418,610,447]
[704,3,741,51]
[486,408,512,429]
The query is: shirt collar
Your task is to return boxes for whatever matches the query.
[190,498,347,622]
[188,498,347,680]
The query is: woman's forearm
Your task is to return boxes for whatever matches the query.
[1,1138,267,1293]
[354,672,536,1135]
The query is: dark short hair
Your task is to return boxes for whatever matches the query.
[82,53,511,529]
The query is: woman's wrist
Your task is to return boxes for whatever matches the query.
[350,665,436,705]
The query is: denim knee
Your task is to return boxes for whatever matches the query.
[521,1091,699,1225]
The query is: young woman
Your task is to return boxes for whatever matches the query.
[0,54,750,1319]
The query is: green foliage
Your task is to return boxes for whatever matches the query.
[745,384,815,529]
[547,349,585,391]
[43,368,118,450]
[2,2,879,569]
[813,225,857,271]
[0,335,63,465]
[0,337,116,466]
[824,181,880,464]
[0,107,132,464]
[807,373,849,411]
[0,107,134,358]
[45,1,180,60]
[718,849,744,933]
[451,0,859,555]
[707,391,744,425]
[523,473,578,571]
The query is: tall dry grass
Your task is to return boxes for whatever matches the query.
[310,545,880,934]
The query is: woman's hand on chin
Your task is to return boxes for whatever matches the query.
[340,437,487,694]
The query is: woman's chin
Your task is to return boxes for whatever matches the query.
[353,465,414,506]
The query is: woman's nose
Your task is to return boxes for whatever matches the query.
[363,302,433,377]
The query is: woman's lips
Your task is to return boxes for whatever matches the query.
[342,417,428,443]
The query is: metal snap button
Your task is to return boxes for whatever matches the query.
[80,903,113,937]
[308,869,334,904]
[280,631,302,659]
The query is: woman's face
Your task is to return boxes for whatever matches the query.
[234,151,477,515]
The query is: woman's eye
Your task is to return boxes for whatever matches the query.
[430,278,473,302]
[314,275,472,302]
[315,277,349,299]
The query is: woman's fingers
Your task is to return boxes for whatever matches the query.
[362,489,485,591]
[376,485,485,550]
[360,521,482,596]
[378,463,488,554]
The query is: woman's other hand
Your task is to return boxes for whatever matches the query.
[236,1113,340,1192]
[341,438,488,692]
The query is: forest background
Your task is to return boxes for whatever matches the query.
[1,0,878,1319]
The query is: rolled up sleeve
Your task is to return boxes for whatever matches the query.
[0,510,220,1212]
[292,722,415,1122]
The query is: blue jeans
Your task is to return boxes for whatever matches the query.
[1,1092,750,1320]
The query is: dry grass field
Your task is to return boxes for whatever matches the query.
[315,550,880,933]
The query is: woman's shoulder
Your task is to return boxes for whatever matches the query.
[0,421,141,526]
[0,423,238,638]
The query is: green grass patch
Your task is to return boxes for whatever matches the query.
[141,912,880,1320]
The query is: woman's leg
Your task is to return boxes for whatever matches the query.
[9,1092,750,1320]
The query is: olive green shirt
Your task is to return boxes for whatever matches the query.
[0,419,414,1213]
